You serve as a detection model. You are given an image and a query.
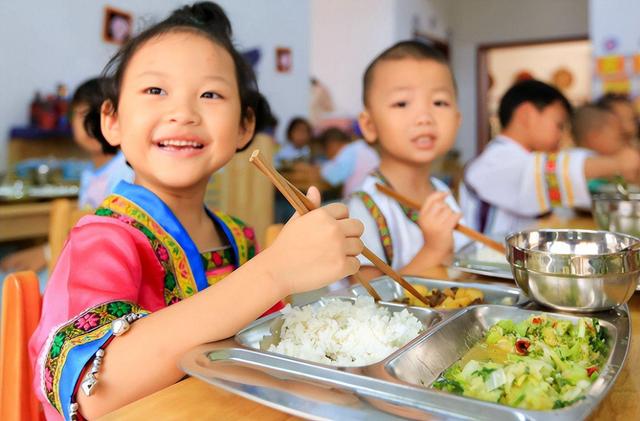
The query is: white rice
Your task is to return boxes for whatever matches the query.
[267,297,423,366]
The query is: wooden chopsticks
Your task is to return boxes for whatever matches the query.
[375,183,507,254]
[250,150,431,306]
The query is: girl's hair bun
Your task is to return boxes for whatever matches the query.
[170,2,232,38]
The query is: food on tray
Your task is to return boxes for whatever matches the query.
[432,314,609,410]
[265,297,423,366]
[398,285,484,309]
[474,246,508,264]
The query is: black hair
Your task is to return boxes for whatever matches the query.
[95,1,272,152]
[571,104,616,145]
[362,40,455,106]
[72,77,119,155]
[596,92,632,111]
[286,117,312,141]
[498,79,572,128]
[319,127,350,145]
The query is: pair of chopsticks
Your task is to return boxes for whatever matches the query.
[374,183,507,254]
[250,150,431,306]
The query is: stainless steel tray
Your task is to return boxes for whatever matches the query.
[181,301,630,420]
[348,275,529,308]
[452,241,513,279]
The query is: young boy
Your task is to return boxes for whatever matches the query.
[348,41,466,280]
[319,127,380,198]
[460,80,640,237]
[596,93,639,146]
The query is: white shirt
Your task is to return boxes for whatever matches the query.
[273,143,311,168]
[460,136,592,238]
[78,152,134,209]
[347,173,468,270]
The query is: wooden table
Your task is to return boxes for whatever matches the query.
[0,201,52,242]
[101,215,639,420]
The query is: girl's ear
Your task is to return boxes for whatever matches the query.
[101,100,122,147]
[358,109,378,144]
[237,108,256,150]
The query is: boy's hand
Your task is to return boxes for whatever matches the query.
[417,191,461,263]
[615,147,640,183]
[264,187,364,295]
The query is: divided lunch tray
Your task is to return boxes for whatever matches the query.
[180,280,630,420]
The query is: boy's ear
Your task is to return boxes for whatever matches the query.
[237,108,256,150]
[358,109,378,144]
[101,100,122,147]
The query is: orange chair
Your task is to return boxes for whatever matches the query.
[0,271,44,421]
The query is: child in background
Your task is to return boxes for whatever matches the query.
[460,80,640,237]
[348,41,467,281]
[273,116,313,168]
[0,78,134,274]
[73,77,134,209]
[318,127,380,197]
[29,3,364,419]
[596,93,639,146]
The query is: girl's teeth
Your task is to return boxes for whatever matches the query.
[159,139,203,148]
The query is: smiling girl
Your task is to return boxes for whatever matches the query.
[29,3,363,419]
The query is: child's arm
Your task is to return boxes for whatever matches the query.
[353,192,460,282]
[77,200,364,418]
[399,191,461,275]
[584,146,640,183]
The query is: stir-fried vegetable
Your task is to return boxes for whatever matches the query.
[432,315,609,410]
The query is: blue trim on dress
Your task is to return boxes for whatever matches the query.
[113,181,208,292]
[59,334,111,420]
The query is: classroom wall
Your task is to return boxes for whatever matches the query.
[0,0,309,173]
[447,0,589,161]
[310,0,450,120]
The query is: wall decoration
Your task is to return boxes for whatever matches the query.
[513,70,534,83]
[551,68,574,90]
[275,47,292,73]
[103,7,132,45]
[596,55,625,76]
[633,54,640,74]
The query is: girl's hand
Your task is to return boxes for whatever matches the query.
[264,187,364,295]
[417,191,461,264]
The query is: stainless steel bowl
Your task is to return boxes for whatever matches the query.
[592,193,640,238]
[506,229,640,312]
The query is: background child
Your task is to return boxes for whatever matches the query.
[273,116,313,168]
[318,127,380,198]
[0,77,133,275]
[572,104,625,155]
[29,3,364,419]
[596,93,639,146]
[72,77,134,209]
[348,41,467,281]
[461,80,640,237]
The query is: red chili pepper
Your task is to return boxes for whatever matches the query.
[532,317,541,325]
[515,338,531,355]
[587,366,598,377]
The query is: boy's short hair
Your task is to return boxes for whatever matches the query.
[362,40,454,106]
[498,80,572,128]
[319,127,351,145]
[571,104,615,146]
[596,92,632,110]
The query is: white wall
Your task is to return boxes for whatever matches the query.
[310,0,451,120]
[0,0,309,173]
[447,0,589,161]
[310,0,395,119]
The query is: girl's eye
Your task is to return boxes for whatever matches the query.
[392,101,408,108]
[145,87,165,95]
[434,100,450,107]
[201,91,222,99]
